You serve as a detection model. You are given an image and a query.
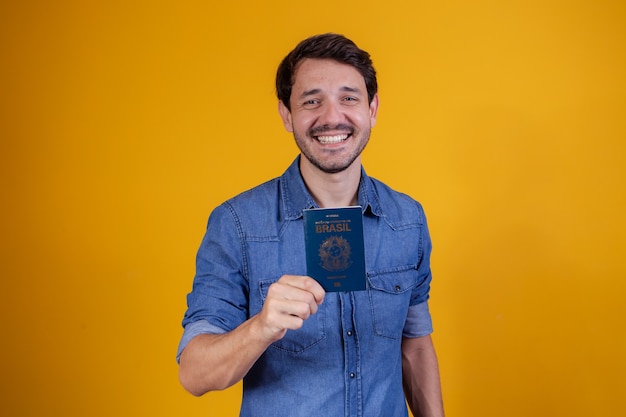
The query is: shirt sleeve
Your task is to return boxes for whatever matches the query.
[176,319,227,363]
[408,206,433,307]
[402,301,433,338]
[403,204,434,338]
[177,202,250,361]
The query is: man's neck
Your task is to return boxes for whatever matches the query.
[299,157,361,208]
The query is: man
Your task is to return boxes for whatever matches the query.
[178,33,444,417]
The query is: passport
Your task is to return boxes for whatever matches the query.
[303,206,366,292]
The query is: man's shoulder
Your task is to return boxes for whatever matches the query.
[226,177,281,207]
[367,176,427,226]
[205,174,294,237]
[210,177,283,229]
[222,158,300,214]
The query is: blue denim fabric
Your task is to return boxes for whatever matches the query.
[178,156,434,417]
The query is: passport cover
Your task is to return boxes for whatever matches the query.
[303,206,366,292]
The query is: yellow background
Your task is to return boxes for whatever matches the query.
[1,1,624,416]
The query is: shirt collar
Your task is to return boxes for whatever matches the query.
[280,155,384,220]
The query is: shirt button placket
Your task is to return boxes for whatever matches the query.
[340,292,360,416]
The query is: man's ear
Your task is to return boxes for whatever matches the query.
[278,101,294,132]
[369,93,379,128]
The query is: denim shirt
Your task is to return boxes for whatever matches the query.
[178,156,434,417]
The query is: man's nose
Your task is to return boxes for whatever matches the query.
[318,101,344,126]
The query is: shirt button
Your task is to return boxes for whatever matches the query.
[349,373,356,379]
[394,285,401,292]
[347,330,353,336]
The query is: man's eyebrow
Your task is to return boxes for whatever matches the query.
[340,86,362,94]
[300,88,321,98]
[300,86,363,98]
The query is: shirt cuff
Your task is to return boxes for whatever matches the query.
[402,301,433,338]
[176,319,227,363]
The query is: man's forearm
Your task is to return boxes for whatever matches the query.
[178,315,271,396]
[402,335,445,417]
[179,275,326,396]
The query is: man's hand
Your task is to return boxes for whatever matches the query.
[256,275,326,343]
[179,275,325,395]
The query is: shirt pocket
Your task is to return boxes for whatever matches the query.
[259,279,326,353]
[366,265,418,340]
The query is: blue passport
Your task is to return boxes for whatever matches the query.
[303,206,366,292]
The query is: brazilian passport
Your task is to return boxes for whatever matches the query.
[303,206,366,292]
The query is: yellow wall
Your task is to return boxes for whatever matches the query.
[1,1,624,416]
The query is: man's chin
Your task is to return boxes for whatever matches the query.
[307,156,357,175]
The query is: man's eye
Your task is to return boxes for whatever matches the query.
[301,99,320,108]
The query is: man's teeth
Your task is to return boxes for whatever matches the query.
[316,134,349,144]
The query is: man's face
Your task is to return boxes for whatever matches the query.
[279,58,379,174]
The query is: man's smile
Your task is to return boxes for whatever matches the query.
[315,133,350,144]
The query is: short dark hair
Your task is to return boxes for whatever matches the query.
[276,33,378,110]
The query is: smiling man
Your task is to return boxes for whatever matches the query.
[177,33,445,417]
[279,57,376,177]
